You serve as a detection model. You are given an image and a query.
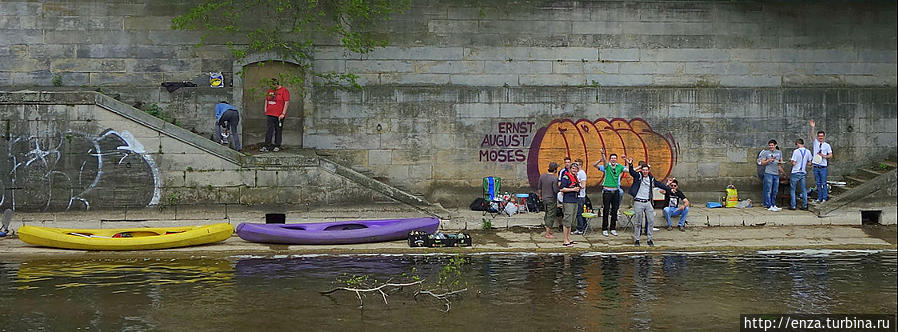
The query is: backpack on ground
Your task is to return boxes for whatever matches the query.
[527,193,543,212]
[469,197,488,211]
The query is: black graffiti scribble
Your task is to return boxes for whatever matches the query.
[1,129,159,212]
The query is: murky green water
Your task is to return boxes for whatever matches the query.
[1,250,895,331]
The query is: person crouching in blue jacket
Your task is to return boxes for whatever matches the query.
[626,158,671,247]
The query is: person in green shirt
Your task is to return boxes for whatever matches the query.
[593,148,626,237]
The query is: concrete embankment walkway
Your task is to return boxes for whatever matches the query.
[2,204,895,257]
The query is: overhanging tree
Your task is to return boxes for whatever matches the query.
[172,0,409,91]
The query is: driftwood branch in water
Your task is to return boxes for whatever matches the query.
[320,280,425,307]
[415,288,469,312]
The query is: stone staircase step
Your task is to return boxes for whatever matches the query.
[881,160,897,168]
[859,168,885,178]
[843,175,867,184]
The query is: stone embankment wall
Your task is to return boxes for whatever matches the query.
[0,91,397,212]
[1,0,896,207]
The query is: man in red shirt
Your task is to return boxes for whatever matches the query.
[261,78,290,152]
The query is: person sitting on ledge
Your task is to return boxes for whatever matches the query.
[660,178,689,231]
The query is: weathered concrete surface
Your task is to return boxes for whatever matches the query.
[0,91,448,217]
[3,203,894,258]
[2,0,896,208]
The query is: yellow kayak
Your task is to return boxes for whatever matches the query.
[17,223,234,250]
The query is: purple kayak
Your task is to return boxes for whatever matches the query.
[236,217,440,245]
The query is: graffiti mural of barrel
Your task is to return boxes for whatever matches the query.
[527,118,676,189]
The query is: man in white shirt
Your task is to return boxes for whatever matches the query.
[810,120,833,202]
[573,158,588,234]
[789,139,812,210]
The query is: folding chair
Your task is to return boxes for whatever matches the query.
[621,210,637,230]
[483,177,501,201]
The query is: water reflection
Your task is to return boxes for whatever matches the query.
[16,258,233,290]
[0,251,894,331]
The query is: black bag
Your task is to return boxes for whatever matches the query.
[756,150,765,179]
[584,195,593,211]
[527,193,542,212]
[408,231,472,247]
[469,197,488,211]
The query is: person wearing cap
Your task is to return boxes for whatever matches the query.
[626,158,671,247]
[661,178,689,231]
[809,119,833,202]
[261,78,290,152]
[213,101,241,151]
[559,162,583,247]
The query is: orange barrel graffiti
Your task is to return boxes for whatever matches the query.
[609,119,647,187]
[593,119,628,187]
[574,119,604,187]
[527,118,676,189]
[630,118,676,182]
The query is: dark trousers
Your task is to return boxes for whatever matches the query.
[217,109,241,151]
[602,190,620,231]
[576,196,586,231]
[264,115,282,148]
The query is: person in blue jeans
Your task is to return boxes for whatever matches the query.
[809,120,833,202]
[758,140,784,211]
[789,138,813,210]
[661,178,690,231]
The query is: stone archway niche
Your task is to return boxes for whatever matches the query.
[233,55,305,148]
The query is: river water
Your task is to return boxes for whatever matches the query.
[1,250,895,331]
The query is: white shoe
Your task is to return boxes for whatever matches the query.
[652,227,660,232]
[602,231,609,236]
[771,206,782,212]
[610,230,618,236]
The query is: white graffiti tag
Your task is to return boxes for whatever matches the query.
[1,129,160,211]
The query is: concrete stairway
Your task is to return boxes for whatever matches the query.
[812,159,898,216]
[239,149,449,218]
[98,91,449,218]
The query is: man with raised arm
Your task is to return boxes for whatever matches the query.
[626,158,671,247]
[809,120,833,202]
[593,148,626,237]
[661,178,690,231]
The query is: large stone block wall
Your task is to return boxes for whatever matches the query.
[310,86,897,205]
[0,91,395,212]
[2,0,896,206]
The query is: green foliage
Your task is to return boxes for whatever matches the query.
[337,273,375,288]
[481,218,492,230]
[52,74,63,87]
[172,0,410,92]
[167,192,180,206]
[878,162,890,170]
[141,103,178,126]
[435,255,468,290]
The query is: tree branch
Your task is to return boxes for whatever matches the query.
[415,288,468,312]
[320,280,425,306]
